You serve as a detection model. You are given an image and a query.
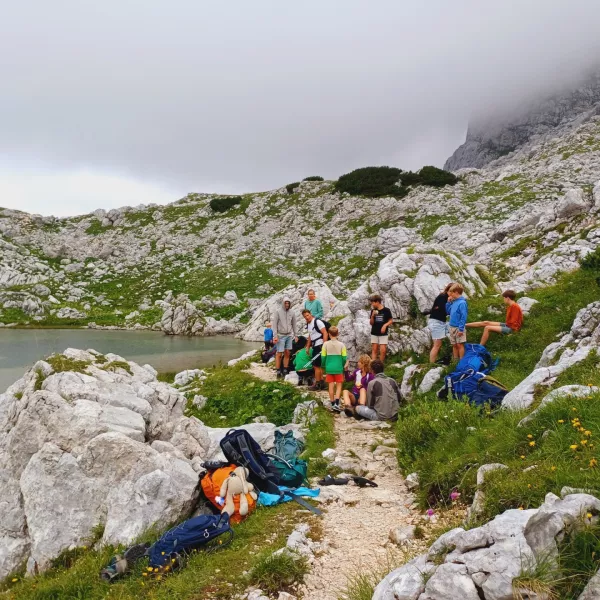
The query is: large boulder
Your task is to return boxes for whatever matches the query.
[0,349,272,579]
[374,493,600,600]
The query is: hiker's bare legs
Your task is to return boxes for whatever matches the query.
[480,325,502,346]
[283,349,290,369]
[379,344,387,362]
[457,343,465,360]
[328,382,335,403]
[430,339,443,363]
[342,389,354,407]
[275,352,282,371]
[335,381,343,400]
[371,343,379,360]
[467,321,500,329]
[315,366,323,383]
[357,387,367,405]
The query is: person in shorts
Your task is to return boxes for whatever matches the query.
[369,294,393,361]
[425,282,453,363]
[446,283,468,360]
[320,326,348,412]
[302,309,328,391]
[272,296,298,378]
[467,290,523,345]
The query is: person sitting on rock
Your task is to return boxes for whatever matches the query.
[369,294,393,361]
[272,297,298,379]
[466,290,523,346]
[345,359,400,421]
[304,288,324,320]
[342,354,374,412]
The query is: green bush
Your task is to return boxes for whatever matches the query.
[286,182,300,194]
[418,165,459,187]
[302,175,324,182]
[209,196,242,213]
[581,246,600,271]
[335,166,405,198]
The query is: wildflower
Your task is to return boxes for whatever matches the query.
[520,455,526,459]
[585,430,592,436]
[582,440,588,445]
[11,578,18,583]
[529,441,536,447]
[527,434,533,439]
[161,552,165,556]
[551,466,557,471]
[572,407,578,411]
[426,508,435,516]
[570,444,579,450]
[528,484,532,488]
[147,567,153,572]
[558,419,565,424]
[450,491,461,501]
[142,573,148,577]
[518,506,524,510]
[579,427,585,433]
[590,458,598,467]
[156,575,162,581]
[587,513,593,519]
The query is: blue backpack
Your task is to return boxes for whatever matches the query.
[455,344,498,374]
[444,369,508,409]
[147,514,233,568]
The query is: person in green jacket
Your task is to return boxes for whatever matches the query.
[293,346,314,386]
[304,289,324,320]
[321,326,348,412]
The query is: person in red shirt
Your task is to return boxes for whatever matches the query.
[466,290,523,346]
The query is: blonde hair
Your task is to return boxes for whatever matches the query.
[357,354,372,371]
[449,283,464,294]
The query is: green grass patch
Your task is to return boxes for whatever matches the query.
[46,354,90,374]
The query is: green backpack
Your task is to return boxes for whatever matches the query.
[270,430,307,488]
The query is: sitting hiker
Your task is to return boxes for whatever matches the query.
[466,290,523,346]
[263,321,274,350]
[342,354,374,412]
[293,345,314,386]
[320,326,348,412]
[446,283,468,360]
[345,359,401,421]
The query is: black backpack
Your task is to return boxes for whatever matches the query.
[220,428,322,515]
[310,318,331,342]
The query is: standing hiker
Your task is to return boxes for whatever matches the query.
[272,297,298,379]
[369,294,393,362]
[426,283,453,363]
[446,283,468,361]
[302,309,328,391]
[304,289,324,320]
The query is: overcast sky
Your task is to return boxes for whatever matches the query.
[1,1,600,217]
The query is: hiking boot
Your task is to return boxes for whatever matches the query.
[308,382,321,391]
[332,403,343,414]
[276,370,284,379]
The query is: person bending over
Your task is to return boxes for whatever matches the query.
[466,290,523,346]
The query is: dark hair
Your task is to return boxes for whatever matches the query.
[371,359,384,374]
[369,294,382,303]
[301,309,312,315]
[502,289,517,300]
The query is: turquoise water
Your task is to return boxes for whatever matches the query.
[0,329,258,393]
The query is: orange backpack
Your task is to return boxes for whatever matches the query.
[201,465,257,524]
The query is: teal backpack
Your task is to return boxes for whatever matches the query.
[269,430,308,488]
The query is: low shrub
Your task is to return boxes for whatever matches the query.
[209,196,242,213]
[418,165,459,187]
[581,246,600,271]
[286,182,300,194]
[302,175,324,182]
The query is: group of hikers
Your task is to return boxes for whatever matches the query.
[262,284,524,423]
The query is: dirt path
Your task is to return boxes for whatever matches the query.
[245,362,421,600]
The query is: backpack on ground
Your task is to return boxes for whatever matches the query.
[441,369,508,410]
[261,346,276,363]
[147,514,233,570]
[269,430,307,488]
[220,429,282,494]
[470,375,508,409]
[201,465,257,524]
[455,343,498,375]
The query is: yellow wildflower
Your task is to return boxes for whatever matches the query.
[527,434,533,439]
[585,430,592,436]
[518,506,524,510]
[572,407,578,411]
[587,513,593,519]
[147,567,153,572]
[11,578,18,583]
[582,440,588,445]
[590,458,598,467]
[551,466,557,471]
[529,441,536,447]
[520,455,526,459]
[142,573,148,577]
[570,444,579,450]
[558,420,565,424]
[528,484,532,488]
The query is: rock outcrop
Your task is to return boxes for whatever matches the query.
[0,349,295,579]
[374,492,600,600]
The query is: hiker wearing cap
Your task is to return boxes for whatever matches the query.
[272,296,298,379]
[302,309,328,391]
[304,289,324,320]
